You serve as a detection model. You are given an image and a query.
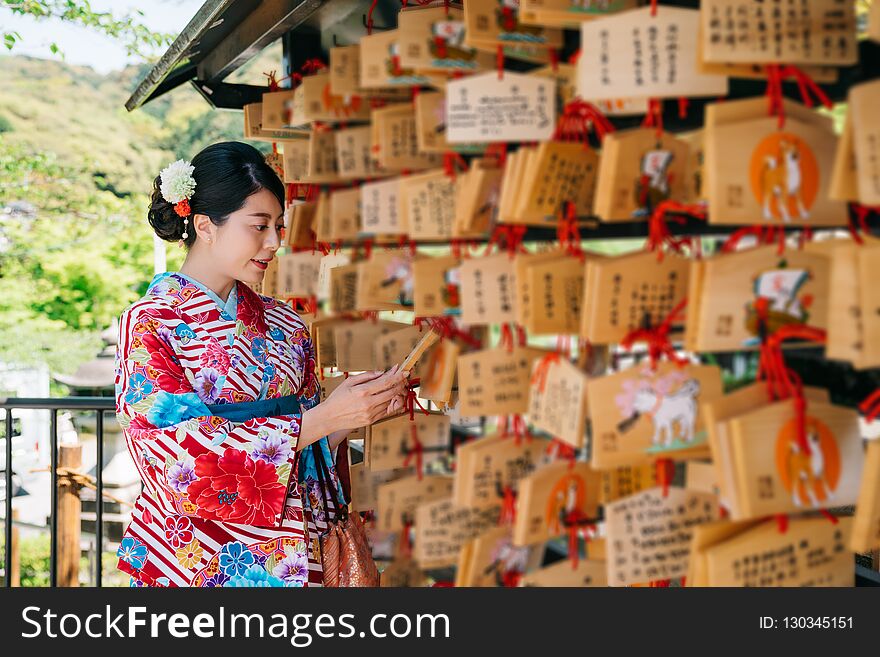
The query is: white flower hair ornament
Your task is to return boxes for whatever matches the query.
[158,159,196,239]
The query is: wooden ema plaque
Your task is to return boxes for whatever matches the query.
[600,464,658,505]
[704,117,846,227]
[520,558,608,587]
[455,525,543,587]
[413,497,500,569]
[826,240,880,370]
[332,319,410,372]
[580,250,690,345]
[355,249,418,311]
[412,254,461,317]
[418,337,460,405]
[505,141,599,225]
[372,324,437,380]
[371,104,443,171]
[376,474,454,532]
[685,244,831,353]
[397,4,494,73]
[276,251,323,298]
[700,0,857,66]
[701,382,831,517]
[578,6,728,101]
[519,0,638,29]
[453,433,547,509]
[360,177,404,236]
[848,79,880,206]
[592,128,691,222]
[523,254,586,335]
[281,140,311,184]
[527,356,589,449]
[329,263,359,314]
[587,363,724,469]
[243,102,307,141]
[512,460,601,547]
[328,188,361,242]
[349,463,412,513]
[399,168,457,240]
[457,346,546,416]
[724,399,863,520]
[366,412,450,473]
[851,439,880,553]
[458,253,518,325]
[446,71,555,143]
[696,517,854,587]
[286,72,371,127]
[454,159,503,236]
[335,125,388,180]
[604,486,720,587]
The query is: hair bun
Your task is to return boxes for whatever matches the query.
[148,174,191,244]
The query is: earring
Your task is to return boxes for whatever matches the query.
[182,217,189,240]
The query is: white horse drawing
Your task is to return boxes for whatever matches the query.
[631,379,701,447]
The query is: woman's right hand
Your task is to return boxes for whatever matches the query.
[326,365,409,429]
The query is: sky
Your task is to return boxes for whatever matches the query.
[0,0,205,73]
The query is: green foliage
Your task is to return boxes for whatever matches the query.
[0,532,128,587]
[1,0,174,60]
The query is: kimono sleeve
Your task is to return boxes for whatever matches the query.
[115,303,302,529]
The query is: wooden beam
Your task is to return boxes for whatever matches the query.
[198,0,326,82]
[57,444,82,588]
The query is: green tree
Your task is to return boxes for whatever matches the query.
[2,0,173,59]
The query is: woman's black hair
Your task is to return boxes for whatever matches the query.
[148,141,285,248]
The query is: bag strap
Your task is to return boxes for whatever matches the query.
[313,442,347,524]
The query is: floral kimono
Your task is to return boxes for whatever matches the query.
[114,272,341,587]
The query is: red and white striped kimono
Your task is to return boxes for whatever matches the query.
[114,272,335,587]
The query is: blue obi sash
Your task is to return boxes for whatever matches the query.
[206,395,301,421]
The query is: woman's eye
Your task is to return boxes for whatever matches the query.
[254,225,267,231]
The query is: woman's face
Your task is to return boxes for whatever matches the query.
[207,188,284,286]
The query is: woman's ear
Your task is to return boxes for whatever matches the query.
[191,214,216,244]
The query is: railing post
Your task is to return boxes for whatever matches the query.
[10,508,19,587]
[57,444,82,587]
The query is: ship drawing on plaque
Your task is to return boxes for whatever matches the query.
[615,368,705,453]
[743,263,812,345]
[380,255,415,306]
[569,0,629,14]
[495,1,545,42]
[633,147,674,218]
[442,265,462,314]
[775,415,841,508]
[429,20,479,67]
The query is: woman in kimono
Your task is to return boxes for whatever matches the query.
[115,142,408,587]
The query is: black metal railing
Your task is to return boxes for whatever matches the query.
[2,397,115,587]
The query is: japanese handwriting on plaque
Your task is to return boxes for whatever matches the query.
[700,0,857,66]
[578,6,728,101]
[414,497,501,569]
[446,71,555,143]
[377,475,454,533]
[458,253,518,324]
[400,169,457,241]
[360,177,404,235]
[605,486,719,587]
[454,434,547,508]
[527,356,589,449]
[700,517,854,587]
[457,347,546,416]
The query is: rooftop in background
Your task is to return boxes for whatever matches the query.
[125,0,404,112]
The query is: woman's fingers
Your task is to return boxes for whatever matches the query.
[352,365,408,394]
[344,370,384,386]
